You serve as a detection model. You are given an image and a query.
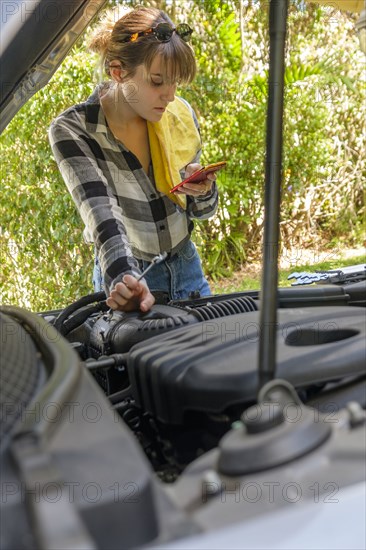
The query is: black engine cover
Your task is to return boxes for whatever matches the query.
[127,306,366,424]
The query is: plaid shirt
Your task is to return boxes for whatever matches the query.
[48,89,218,292]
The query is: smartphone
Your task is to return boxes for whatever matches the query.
[170,161,227,193]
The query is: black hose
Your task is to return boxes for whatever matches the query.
[192,296,257,322]
[61,302,109,336]
[84,354,128,371]
[53,291,106,335]
[109,386,133,405]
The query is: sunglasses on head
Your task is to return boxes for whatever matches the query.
[124,23,193,43]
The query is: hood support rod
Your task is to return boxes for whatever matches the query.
[258,0,289,391]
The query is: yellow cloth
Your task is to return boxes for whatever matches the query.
[147,97,201,209]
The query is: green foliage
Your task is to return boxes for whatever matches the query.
[0,43,97,309]
[179,0,365,275]
[1,0,365,310]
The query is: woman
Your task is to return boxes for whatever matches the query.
[49,6,218,312]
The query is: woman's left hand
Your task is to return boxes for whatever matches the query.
[176,163,215,198]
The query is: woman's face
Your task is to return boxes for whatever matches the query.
[114,55,178,122]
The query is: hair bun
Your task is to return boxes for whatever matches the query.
[88,6,133,55]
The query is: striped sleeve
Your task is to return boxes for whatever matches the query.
[187,182,219,220]
[48,115,141,293]
[179,100,219,220]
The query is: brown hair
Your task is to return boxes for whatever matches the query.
[88,6,196,85]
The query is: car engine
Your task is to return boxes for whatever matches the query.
[1,276,365,549]
[46,280,366,483]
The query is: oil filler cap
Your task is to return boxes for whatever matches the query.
[242,402,284,434]
[218,379,331,476]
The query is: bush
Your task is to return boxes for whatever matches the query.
[0,44,98,309]
[181,1,365,275]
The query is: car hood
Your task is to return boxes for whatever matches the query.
[0,0,107,134]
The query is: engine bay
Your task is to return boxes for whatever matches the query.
[1,277,365,549]
[44,280,366,482]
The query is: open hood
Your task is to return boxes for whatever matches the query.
[0,0,107,134]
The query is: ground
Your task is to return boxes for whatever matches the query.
[210,247,365,294]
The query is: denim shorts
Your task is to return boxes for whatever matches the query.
[92,240,211,300]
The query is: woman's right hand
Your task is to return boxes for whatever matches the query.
[106,275,155,312]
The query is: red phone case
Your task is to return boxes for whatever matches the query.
[170,161,227,193]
